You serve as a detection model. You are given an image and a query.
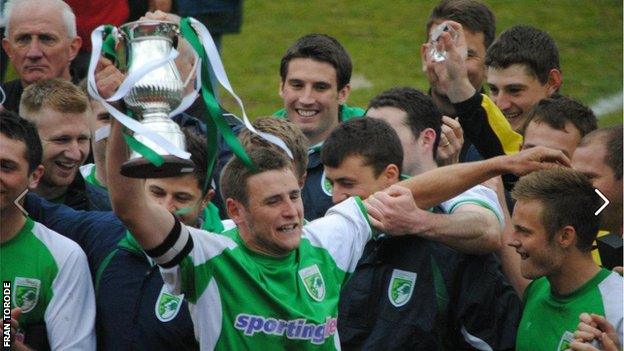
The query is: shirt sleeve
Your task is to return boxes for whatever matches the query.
[454,92,523,159]
[303,197,373,273]
[152,219,236,302]
[24,193,125,273]
[439,185,504,226]
[44,242,96,350]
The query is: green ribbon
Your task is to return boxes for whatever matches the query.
[123,133,165,167]
[179,17,257,190]
[102,25,117,62]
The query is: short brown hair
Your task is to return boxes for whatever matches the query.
[427,0,496,49]
[20,78,90,122]
[280,34,352,91]
[238,117,308,181]
[220,148,293,206]
[521,95,597,138]
[579,125,623,180]
[512,168,600,251]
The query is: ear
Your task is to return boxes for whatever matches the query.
[337,84,351,104]
[298,172,307,190]
[68,36,83,62]
[28,165,45,190]
[225,198,246,225]
[556,225,576,249]
[381,163,400,184]
[419,128,436,150]
[201,189,215,207]
[545,69,562,95]
[278,80,285,99]
[2,38,13,60]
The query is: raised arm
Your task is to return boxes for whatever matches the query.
[106,118,174,249]
[426,21,522,160]
[398,145,570,209]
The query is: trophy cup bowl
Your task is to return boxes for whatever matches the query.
[119,20,195,178]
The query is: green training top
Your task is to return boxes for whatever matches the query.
[517,268,623,351]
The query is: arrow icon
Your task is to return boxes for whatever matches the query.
[594,189,610,216]
[14,189,29,217]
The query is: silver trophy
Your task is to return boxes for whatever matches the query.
[118,20,195,178]
[428,22,457,62]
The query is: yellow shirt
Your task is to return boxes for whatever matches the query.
[591,230,610,266]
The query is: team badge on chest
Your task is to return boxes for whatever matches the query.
[299,264,326,301]
[388,269,417,307]
[14,277,41,313]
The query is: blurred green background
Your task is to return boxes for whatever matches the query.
[218,0,622,126]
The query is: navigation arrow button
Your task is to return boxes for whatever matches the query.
[14,189,29,217]
[594,189,610,216]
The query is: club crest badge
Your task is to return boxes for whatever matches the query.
[557,331,575,351]
[14,277,41,313]
[320,171,333,196]
[299,264,326,301]
[388,269,417,307]
[155,285,184,322]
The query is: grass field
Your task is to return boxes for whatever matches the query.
[218,0,622,126]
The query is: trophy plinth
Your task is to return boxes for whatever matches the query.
[119,112,195,178]
[119,20,195,178]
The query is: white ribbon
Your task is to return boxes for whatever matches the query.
[188,18,293,159]
[94,124,111,142]
[0,85,6,106]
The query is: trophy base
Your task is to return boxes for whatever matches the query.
[120,156,195,178]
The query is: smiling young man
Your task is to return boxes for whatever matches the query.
[486,25,563,132]
[274,34,364,220]
[509,168,622,351]
[19,78,110,211]
[1,0,82,113]
[0,110,95,350]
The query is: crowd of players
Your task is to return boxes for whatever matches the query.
[1,0,622,350]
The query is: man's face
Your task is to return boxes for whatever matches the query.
[280,58,350,145]
[89,100,111,163]
[521,120,582,158]
[35,108,90,188]
[509,199,564,280]
[424,22,487,94]
[235,168,304,256]
[145,174,210,227]
[324,154,396,204]
[487,64,554,131]
[572,142,623,233]
[366,107,430,176]
[2,3,81,86]
[0,136,41,212]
